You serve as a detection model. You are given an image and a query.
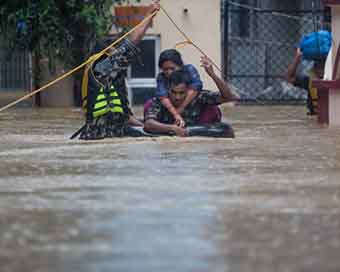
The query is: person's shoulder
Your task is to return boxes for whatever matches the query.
[196,90,214,100]
[150,97,162,107]
[184,64,202,85]
[195,90,222,105]
[144,97,163,120]
[184,64,198,72]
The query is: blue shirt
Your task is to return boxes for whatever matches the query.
[155,64,203,97]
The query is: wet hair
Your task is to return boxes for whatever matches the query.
[158,49,184,68]
[169,70,190,88]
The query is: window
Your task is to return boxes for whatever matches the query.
[126,35,160,105]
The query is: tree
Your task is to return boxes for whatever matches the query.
[0,0,136,105]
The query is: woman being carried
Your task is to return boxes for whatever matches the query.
[145,49,222,127]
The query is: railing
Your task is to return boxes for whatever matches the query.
[0,47,32,106]
[224,0,330,103]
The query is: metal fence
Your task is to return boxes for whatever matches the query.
[224,0,331,102]
[0,49,31,90]
[0,47,32,106]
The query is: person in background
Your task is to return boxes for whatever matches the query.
[286,48,326,116]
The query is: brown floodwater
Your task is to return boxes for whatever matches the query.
[0,105,340,272]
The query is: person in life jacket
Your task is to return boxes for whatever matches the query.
[286,48,326,116]
[73,1,160,140]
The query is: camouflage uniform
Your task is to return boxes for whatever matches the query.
[145,90,222,126]
[76,39,141,140]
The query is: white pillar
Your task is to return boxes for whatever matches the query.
[329,6,340,126]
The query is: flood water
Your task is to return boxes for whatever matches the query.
[0,105,340,272]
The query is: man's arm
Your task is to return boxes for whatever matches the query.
[144,119,187,137]
[144,99,186,136]
[177,89,198,114]
[160,97,186,128]
[200,56,239,103]
[286,48,303,84]
[129,1,160,45]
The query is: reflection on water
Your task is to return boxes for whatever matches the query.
[0,106,340,272]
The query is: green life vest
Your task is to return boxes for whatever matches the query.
[81,64,124,119]
[92,86,124,119]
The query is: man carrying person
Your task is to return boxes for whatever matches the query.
[286,30,331,116]
[286,48,326,116]
[144,56,238,138]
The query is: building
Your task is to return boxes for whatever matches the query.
[0,0,329,106]
[115,0,221,105]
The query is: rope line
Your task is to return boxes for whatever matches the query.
[160,5,223,75]
[0,10,158,113]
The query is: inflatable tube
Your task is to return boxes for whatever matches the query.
[123,126,158,137]
[73,122,235,139]
[125,122,235,138]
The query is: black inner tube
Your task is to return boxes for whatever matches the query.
[125,122,235,138]
[73,122,235,139]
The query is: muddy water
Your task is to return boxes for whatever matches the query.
[0,106,340,272]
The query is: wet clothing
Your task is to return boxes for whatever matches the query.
[198,105,222,124]
[145,90,223,126]
[76,38,140,140]
[144,99,222,124]
[294,73,318,115]
[155,64,203,97]
[144,91,234,138]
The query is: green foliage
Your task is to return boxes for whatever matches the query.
[0,0,130,69]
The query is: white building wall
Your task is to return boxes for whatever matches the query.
[128,0,221,90]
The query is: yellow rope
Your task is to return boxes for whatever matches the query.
[0,4,224,113]
[174,40,192,50]
[0,10,158,113]
[160,5,223,74]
